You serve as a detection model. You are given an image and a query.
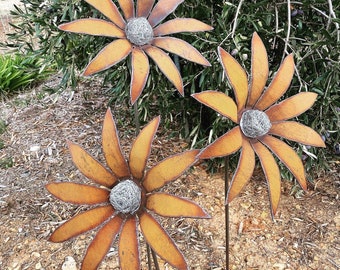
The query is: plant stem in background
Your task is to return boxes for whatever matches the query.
[225,156,230,269]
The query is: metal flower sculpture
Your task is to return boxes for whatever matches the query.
[46,108,209,270]
[59,0,212,104]
[192,32,326,217]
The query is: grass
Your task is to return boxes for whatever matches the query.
[0,53,55,96]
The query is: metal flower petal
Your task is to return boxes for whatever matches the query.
[218,46,248,111]
[102,108,130,178]
[148,0,184,27]
[68,140,117,187]
[46,183,109,204]
[82,216,124,270]
[83,39,132,76]
[58,19,125,38]
[270,121,326,147]
[84,0,126,28]
[252,141,281,216]
[147,193,210,218]
[248,32,269,107]
[129,116,160,180]
[153,18,213,36]
[49,205,114,243]
[255,54,295,110]
[265,92,317,122]
[144,45,184,95]
[143,149,199,192]
[199,126,243,159]
[192,91,238,123]
[261,135,307,190]
[119,217,140,269]
[130,48,150,104]
[152,37,211,66]
[140,212,188,270]
[226,139,255,203]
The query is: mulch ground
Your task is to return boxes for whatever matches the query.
[0,76,339,270]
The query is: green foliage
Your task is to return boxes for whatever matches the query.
[4,0,339,174]
[0,53,54,95]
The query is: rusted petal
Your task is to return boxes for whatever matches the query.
[143,150,199,192]
[227,139,255,203]
[83,39,132,76]
[265,92,317,122]
[102,108,130,178]
[58,19,125,38]
[252,141,281,216]
[153,18,213,36]
[256,54,295,110]
[84,0,126,29]
[130,48,150,104]
[148,0,184,27]
[49,205,114,243]
[270,121,325,147]
[218,46,248,111]
[152,37,210,66]
[248,32,269,107]
[144,46,183,95]
[117,0,135,20]
[199,126,242,159]
[147,193,210,218]
[191,91,238,123]
[129,116,160,180]
[137,0,155,17]
[119,217,140,270]
[261,135,307,190]
[82,216,124,270]
[140,212,188,270]
[67,141,117,187]
[46,183,109,204]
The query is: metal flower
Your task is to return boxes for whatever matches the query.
[46,108,209,270]
[59,0,212,104]
[192,32,326,217]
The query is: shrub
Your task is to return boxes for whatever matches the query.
[0,53,54,95]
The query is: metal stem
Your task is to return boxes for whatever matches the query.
[225,156,230,269]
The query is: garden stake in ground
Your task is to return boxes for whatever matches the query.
[192,32,326,267]
[46,108,210,270]
[58,0,212,104]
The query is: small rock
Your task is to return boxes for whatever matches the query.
[35,262,42,269]
[62,256,77,270]
[32,252,41,258]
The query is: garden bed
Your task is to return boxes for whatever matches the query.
[0,77,339,270]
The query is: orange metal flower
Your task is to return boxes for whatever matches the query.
[46,108,209,270]
[192,32,326,217]
[58,0,212,104]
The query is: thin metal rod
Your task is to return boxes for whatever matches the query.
[225,156,230,269]
[147,244,152,270]
[151,247,160,270]
[133,101,140,135]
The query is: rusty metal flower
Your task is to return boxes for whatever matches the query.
[59,0,212,104]
[192,32,326,217]
[46,108,209,270]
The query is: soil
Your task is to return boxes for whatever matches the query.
[0,2,339,270]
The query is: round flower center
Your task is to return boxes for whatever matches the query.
[125,17,153,46]
[109,180,141,214]
[240,109,272,138]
